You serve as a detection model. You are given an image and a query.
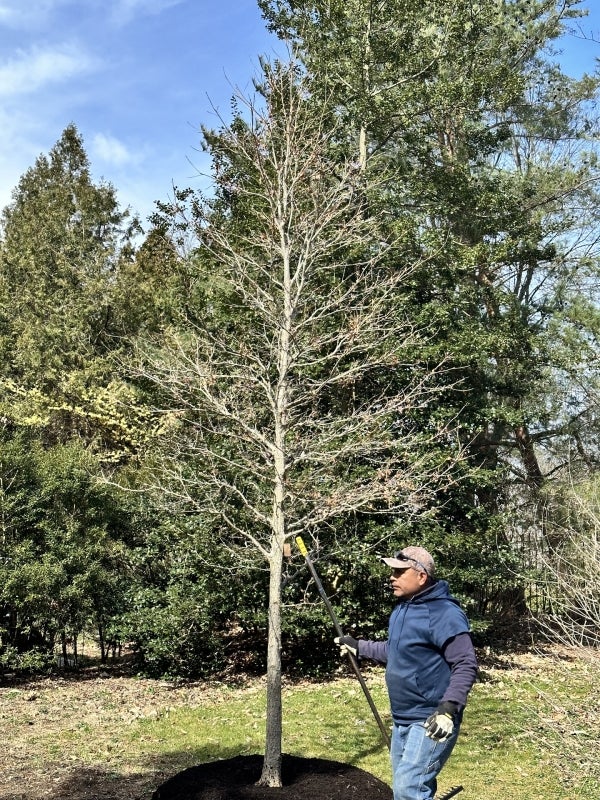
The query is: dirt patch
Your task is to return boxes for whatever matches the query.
[151,754,392,800]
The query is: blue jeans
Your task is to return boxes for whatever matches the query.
[390,719,459,800]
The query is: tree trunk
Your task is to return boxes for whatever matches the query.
[258,146,294,787]
[258,539,284,787]
[514,424,544,490]
[358,3,372,170]
[98,619,107,664]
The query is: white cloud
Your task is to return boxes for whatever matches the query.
[91,133,135,166]
[0,1,185,30]
[109,0,184,26]
[0,1,77,28]
[0,43,97,97]
[0,106,52,210]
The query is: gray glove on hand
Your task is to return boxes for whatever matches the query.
[424,701,459,741]
[334,635,360,658]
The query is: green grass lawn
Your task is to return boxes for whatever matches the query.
[139,684,555,800]
[122,647,597,800]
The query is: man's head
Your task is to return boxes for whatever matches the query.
[382,545,435,599]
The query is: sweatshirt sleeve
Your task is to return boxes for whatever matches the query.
[440,632,478,709]
[357,639,388,664]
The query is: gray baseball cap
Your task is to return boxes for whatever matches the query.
[381,545,435,576]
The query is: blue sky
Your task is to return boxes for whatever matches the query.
[0,0,598,226]
[0,0,282,222]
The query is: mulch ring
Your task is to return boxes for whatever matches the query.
[151,754,393,800]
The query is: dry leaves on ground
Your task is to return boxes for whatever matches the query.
[0,668,219,800]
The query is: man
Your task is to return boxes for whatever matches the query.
[335,546,477,800]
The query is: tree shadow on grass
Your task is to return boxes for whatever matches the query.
[0,767,155,800]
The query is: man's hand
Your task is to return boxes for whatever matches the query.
[334,635,360,658]
[424,701,459,741]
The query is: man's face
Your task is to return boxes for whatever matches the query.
[389,566,429,599]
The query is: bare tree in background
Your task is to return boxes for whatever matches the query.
[139,62,457,787]
[537,480,600,647]
[523,480,600,793]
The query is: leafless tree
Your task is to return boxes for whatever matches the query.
[138,62,458,787]
[519,479,600,792]
[536,480,600,648]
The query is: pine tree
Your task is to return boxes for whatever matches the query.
[0,124,146,460]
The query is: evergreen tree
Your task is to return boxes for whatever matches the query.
[0,127,157,668]
[0,431,131,668]
[0,124,143,458]
[258,0,600,610]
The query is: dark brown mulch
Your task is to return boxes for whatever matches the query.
[151,754,393,800]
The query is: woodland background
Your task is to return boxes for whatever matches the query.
[1,0,599,683]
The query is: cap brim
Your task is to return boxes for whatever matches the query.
[381,557,412,569]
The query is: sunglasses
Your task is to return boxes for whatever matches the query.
[393,550,431,576]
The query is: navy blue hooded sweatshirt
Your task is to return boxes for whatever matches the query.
[358,580,477,726]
